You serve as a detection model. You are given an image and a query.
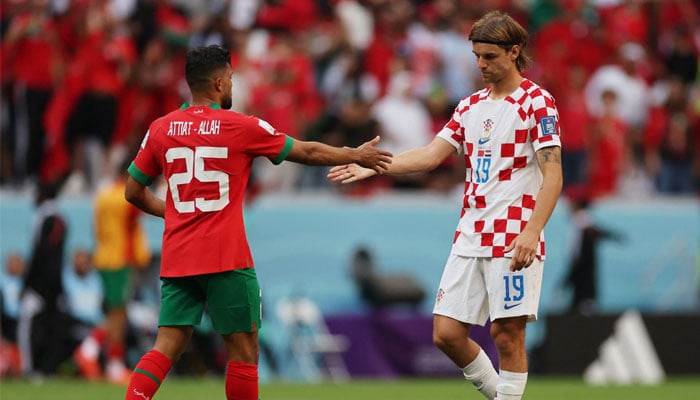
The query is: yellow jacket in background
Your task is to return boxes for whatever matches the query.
[93,179,151,270]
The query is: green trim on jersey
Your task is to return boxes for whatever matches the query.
[128,162,154,186]
[271,136,294,165]
[180,102,222,110]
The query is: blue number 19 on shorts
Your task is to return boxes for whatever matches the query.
[503,275,524,302]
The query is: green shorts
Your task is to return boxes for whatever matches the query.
[98,268,132,308]
[159,268,261,334]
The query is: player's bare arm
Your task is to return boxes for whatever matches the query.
[285,135,393,174]
[505,145,562,271]
[327,137,454,184]
[125,176,165,218]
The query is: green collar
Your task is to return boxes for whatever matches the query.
[180,103,222,110]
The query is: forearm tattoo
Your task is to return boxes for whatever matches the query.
[536,146,561,164]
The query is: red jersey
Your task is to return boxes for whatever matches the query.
[128,103,293,277]
[2,13,60,88]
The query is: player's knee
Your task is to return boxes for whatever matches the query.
[490,318,526,353]
[432,328,461,352]
[223,332,259,364]
[153,327,194,363]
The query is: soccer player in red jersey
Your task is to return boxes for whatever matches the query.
[123,45,392,400]
[329,11,562,400]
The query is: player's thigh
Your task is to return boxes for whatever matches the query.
[206,268,261,335]
[159,276,206,327]
[485,258,544,322]
[433,254,489,326]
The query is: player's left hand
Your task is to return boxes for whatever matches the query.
[504,228,539,271]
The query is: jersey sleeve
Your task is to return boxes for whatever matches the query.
[242,116,294,164]
[128,129,161,186]
[529,90,562,151]
[436,102,466,152]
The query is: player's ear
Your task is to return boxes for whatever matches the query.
[509,45,520,61]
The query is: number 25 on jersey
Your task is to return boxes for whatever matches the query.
[166,146,229,213]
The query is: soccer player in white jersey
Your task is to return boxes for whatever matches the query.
[328,11,562,400]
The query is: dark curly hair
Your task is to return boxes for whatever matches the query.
[185,45,231,93]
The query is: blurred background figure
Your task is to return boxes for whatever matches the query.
[584,42,651,130]
[645,76,698,195]
[17,179,68,378]
[64,249,103,331]
[0,0,62,189]
[73,161,151,384]
[0,253,26,377]
[583,40,652,189]
[371,70,432,189]
[65,249,106,381]
[587,89,628,199]
[557,66,592,190]
[565,189,625,316]
[350,246,426,310]
[654,113,696,194]
[61,1,137,194]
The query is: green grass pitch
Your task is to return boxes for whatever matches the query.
[1,377,699,400]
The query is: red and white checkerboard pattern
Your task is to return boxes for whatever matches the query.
[437,79,560,259]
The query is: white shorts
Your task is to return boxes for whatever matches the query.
[432,254,543,326]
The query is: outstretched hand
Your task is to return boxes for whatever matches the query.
[327,163,377,184]
[354,136,393,174]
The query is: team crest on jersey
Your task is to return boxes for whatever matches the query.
[479,119,494,144]
[435,288,445,306]
[140,130,150,149]
[540,116,557,136]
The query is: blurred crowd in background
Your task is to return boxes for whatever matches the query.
[1,0,699,200]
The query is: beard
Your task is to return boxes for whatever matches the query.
[221,95,233,110]
[480,70,497,84]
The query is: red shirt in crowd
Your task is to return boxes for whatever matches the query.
[2,13,61,89]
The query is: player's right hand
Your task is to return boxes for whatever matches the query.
[354,136,393,174]
[327,163,377,184]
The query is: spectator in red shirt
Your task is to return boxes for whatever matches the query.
[256,0,318,33]
[558,66,592,189]
[645,77,698,194]
[63,2,137,193]
[598,0,649,48]
[588,89,628,198]
[1,0,64,186]
[364,0,414,96]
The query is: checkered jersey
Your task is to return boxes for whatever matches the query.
[437,79,561,259]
